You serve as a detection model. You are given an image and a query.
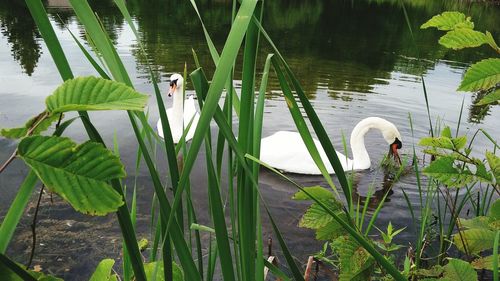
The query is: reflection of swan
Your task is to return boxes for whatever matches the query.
[260,117,402,175]
[157,73,200,143]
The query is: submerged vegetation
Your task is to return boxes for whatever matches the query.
[0,2,498,281]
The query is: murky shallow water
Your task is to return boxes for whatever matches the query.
[0,0,499,279]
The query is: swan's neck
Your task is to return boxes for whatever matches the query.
[172,87,184,135]
[349,118,382,170]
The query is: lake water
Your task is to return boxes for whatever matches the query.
[0,0,499,279]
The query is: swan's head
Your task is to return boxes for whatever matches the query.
[380,120,402,164]
[168,73,183,97]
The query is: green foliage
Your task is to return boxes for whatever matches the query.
[293,186,347,241]
[422,11,500,105]
[18,136,125,215]
[438,29,488,50]
[144,261,184,281]
[46,76,148,113]
[420,11,474,31]
[454,228,496,254]
[420,126,497,187]
[0,257,63,281]
[477,89,500,106]
[471,255,500,271]
[442,259,478,281]
[89,259,118,281]
[458,58,500,92]
[453,199,500,255]
[411,259,478,281]
[292,185,335,200]
[374,222,406,252]
[0,112,60,139]
[332,235,375,281]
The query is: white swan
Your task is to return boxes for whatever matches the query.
[157,73,200,143]
[259,117,402,175]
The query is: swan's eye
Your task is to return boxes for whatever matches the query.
[170,79,178,87]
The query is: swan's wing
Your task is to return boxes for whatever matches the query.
[183,96,200,142]
[157,107,175,140]
[260,132,324,175]
[156,119,164,138]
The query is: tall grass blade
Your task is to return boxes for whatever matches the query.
[0,253,37,281]
[164,0,258,241]
[252,19,351,208]
[270,57,339,197]
[494,231,499,281]
[246,154,406,281]
[191,68,236,281]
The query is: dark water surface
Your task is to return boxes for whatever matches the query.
[0,0,499,279]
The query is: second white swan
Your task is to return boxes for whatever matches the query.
[259,117,402,175]
[157,73,200,143]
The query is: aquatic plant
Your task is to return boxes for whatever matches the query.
[421,11,500,106]
[0,0,407,280]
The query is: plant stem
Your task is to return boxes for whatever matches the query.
[27,185,45,268]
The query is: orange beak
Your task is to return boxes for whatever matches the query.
[390,143,402,165]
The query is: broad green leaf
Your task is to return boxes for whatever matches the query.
[332,235,375,281]
[415,265,444,278]
[439,29,488,50]
[477,89,500,105]
[0,260,63,281]
[486,151,500,184]
[90,259,117,281]
[441,126,452,138]
[292,186,335,200]
[475,162,493,183]
[144,261,184,281]
[422,149,472,163]
[452,136,467,150]
[420,12,474,31]
[423,157,475,187]
[443,259,478,281]
[485,31,500,52]
[458,58,500,92]
[299,200,343,229]
[315,220,347,241]
[471,255,500,271]
[454,228,496,254]
[460,216,492,230]
[420,137,455,150]
[0,113,60,139]
[18,136,124,215]
[46,76,148,113]
[489,199,500,220]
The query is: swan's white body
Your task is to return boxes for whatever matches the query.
[157,74,200,143]
[260,117,401,175]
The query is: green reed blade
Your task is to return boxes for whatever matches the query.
[69,0,131,85]
[246,154,407,281]
[191,68,236,281]
[251,18,353,207]
[128,113,201,281]
[270,57,339,196]
[253,53,273,281]
[494,231,499,281]
[68,1,199,279]
[0,171,39,253]
[0,253,37,281]
[263,258,292,281]
[164,0,257,243]
[189,0,241,115]
[237,2,263,278]
[65,28,110,79]
[266,208,305,281]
